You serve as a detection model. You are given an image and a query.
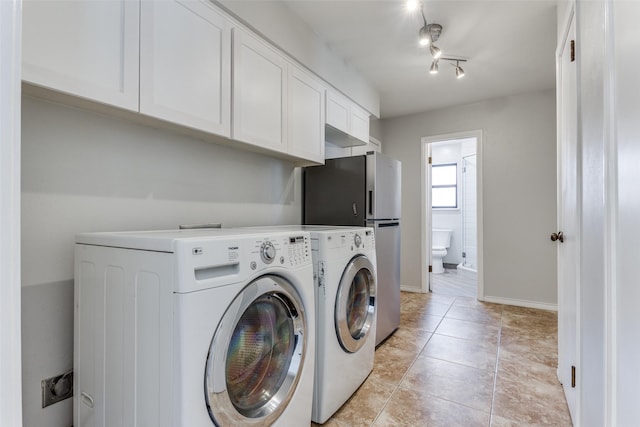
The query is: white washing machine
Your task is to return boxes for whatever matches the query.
[239,225,377,423]
[73,228,315,427]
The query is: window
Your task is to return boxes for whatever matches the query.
[432,163,457,208]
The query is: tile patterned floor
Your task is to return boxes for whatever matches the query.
[313,291,573,426]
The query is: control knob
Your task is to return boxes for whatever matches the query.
[354,233,362,248]
[261,241,276,264]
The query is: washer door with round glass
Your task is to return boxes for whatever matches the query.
[335,255,376,353]
[204,275,307,426]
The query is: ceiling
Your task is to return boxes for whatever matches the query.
[282,0,558,118]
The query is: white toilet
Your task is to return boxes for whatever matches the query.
[432,229,452,274]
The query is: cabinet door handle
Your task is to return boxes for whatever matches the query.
[550,231,564,243]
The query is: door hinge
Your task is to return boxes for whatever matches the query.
[570,40,575,62]
[428,265,433,273]
[571,365,576,388]
[428,156,432,164]
[462,251,466,258]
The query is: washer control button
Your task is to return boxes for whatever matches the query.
[260,241,276,264]
[354,233,362,248]
[250,261,257,270]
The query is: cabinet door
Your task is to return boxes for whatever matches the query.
[288,65,325,163]
[140,0,231,137]
[326,90,350,134]
[350,105,370,144]
[232,27,287,152]
[22,0,139,111]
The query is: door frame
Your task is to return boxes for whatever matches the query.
[420,130,484,299]
[0,0,23,425]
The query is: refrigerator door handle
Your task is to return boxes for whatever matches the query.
[377,221,400,228]
[368,191,373,215]
[352,203,358,216]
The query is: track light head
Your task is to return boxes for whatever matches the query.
[456,63,465,79]
[430,60,439,74]
[430,44,442,59]
[418,25,430,46]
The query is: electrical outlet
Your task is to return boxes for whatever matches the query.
[42,370,73,408]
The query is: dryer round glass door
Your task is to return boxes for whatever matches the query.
[204,275,307,426]
[335,255,376,353]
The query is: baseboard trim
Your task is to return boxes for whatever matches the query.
[482,296,558,312]
[400,286,425,293]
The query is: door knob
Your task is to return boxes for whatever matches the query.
[550,231,564,243]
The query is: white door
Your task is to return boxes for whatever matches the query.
[556,11,578,423]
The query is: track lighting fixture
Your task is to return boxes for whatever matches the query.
[407,0,469,79]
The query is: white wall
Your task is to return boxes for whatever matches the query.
[382,89,558,307]
[20,96,302,426]
[217,0,379,117]
[1,0,23,425]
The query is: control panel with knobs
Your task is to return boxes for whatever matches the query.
[260,241,276,263]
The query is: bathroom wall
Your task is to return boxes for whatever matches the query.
[21,96,302,426]
[382,89,557,308]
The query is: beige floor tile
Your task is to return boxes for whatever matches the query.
[454,296,503,311]
[497,356,561,387]
[491,415,540,426]
[499,332,558,368]
[435,316,500,344]
[373,387,490,427]
[381,326,432,356]
[331,375,394,427]
[370,342,417,386]
[446,304,502,326]
[422,333,498,371]
[399,310,443,332]
[492,376,573,426]
[312,419,346,427]
[401,356,494,412]
[501,311,558,334]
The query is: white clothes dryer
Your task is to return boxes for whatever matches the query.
[238,225,377,423]
[73,229,315,427]
[307,226,377,424]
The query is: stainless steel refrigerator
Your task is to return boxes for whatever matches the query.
[303,152,401,345]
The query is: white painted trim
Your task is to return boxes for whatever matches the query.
[602,0,617,424]
[482,296,558,312]
[420,130,484,300]
[0,0,23,425]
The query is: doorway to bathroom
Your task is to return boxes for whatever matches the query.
[420,131,484,299]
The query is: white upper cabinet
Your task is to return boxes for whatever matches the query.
[288,64,326,163]
[140,0,231,137]
[232,27,288,153]
[325,89,370,147]
[22,0,140,111]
